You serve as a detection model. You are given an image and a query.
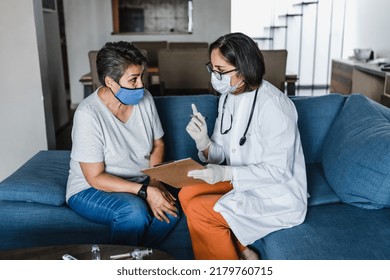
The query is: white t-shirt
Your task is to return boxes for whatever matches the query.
[66,89,164,202]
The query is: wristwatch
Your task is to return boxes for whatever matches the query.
[137,184,148,200]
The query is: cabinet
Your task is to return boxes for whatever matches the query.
[382,75,390,107]
[330,59,354,94]
[330,59,390,106]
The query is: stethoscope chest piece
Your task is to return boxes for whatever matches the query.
[239,136,247,146]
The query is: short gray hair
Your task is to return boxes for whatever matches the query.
[96,41,147,86]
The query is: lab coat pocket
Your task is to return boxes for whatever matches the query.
[239,190,300,218]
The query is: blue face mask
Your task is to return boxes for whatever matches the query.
[114,86,144,105]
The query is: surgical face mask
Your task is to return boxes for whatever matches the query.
[211,72,242,95]
[114,86,144,105]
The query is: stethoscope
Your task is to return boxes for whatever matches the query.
[220,87,259,146]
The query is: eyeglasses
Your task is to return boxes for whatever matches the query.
[205,62,237,81]
[220,94,233,134]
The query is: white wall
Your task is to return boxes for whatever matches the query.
[231,0,390,88]
[231,0,347,88]
[231,0,274,38]
[0,0,48,180]
[343,0,390,59]
[64,0,231,107]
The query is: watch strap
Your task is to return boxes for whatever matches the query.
[137,184,148,199]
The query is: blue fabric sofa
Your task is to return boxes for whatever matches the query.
[1,93,390,260]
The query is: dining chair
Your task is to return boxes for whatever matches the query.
[262,49,288,92]
[157,48,211,95]
[88,50,100,92]
[132,41,168,68]
[168,42,209,49]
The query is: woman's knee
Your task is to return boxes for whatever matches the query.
[112,198,151,229]
[178,185,203,207]
[166,208,181,225]
[184,196,211,220]
[178,186,190,202]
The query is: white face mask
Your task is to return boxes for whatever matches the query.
[211,72,242,95]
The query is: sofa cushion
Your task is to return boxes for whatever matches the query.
[252,204,390,259]
[306,163,340,206]
[154,94,218,162]
[0,150,70,206]
[291,94,346,164]
[322,94,390,209]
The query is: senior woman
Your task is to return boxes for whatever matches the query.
[180,32,307,260]
[66,41,179,246]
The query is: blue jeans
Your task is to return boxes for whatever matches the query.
[68,185,180,247]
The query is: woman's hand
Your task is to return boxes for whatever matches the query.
[149,178,176,205]
[186,104,211,151]
[187,164,232,184]
[146,184,178,223]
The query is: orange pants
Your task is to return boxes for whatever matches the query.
[178,181,246,260]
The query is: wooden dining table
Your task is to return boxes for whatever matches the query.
[79,68,298,97]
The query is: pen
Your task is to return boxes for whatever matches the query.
[190,114,208,120]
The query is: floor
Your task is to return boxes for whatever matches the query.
[55,88,329,151]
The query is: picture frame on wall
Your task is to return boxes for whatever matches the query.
[43,0,56,12]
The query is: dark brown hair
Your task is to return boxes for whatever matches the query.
[209,32,265,91]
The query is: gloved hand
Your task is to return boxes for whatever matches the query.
[187,164,232,184]
[186,104,211,151]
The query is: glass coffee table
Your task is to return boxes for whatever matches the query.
[0,244,174,260]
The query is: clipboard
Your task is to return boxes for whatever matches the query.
[141,158,205,188]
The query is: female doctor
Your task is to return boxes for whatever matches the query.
[179,32,307,260]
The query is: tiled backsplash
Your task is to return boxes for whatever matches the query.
[119,0,190,33]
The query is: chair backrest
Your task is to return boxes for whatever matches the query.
[132,41,168,68]
[262,50,288,92]
[88,50,100,91]
[168,42,209,49]
[157,48,210,94]
[138,49,150,89]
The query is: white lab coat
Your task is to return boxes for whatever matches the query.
[199,81,307,245]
